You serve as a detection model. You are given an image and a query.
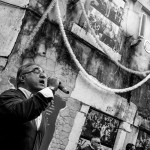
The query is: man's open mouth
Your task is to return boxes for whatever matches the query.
[39,80,45,85]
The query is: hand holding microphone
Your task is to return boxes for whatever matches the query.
[47,77,69,94]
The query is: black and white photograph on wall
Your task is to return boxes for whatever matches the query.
[90,0,125,26]
[82,0,125,52]
[136,130,150,150]
[75,108,120,150]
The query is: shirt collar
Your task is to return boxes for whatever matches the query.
[18,87,32,99]
[90,144,95,150]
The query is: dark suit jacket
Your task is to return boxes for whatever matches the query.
[0,89,53,150]
[82,145,94,150]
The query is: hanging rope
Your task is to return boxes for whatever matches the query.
[79,0,150,77]
[0,0,56,75]
[55,0,150,93]
[1,0,149,93]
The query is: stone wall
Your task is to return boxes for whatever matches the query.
[1,0,150,150]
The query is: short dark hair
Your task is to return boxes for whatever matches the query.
[16,63,37,87]
[126,143,135,150]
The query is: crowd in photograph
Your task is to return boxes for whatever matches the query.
[136,132,150,150]
[88,12,121,51]
[90,0,124,26]
[76,109,120,150]
[76,108,150,150]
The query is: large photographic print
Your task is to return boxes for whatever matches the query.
[83,0,125,52]
[76,108,120,149]
[90,0,125,26]
[136,130,150,150]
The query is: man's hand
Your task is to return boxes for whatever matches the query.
[47,77,60,92]
[97,146,102,150]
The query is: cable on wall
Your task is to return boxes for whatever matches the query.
[1,0,150,93]
[79,0,150,77]
[55,0,150,93]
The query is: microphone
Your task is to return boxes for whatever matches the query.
[47,77,69,94]
[58,82,69,94]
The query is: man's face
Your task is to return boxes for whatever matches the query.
[22,65,47,93]
[130,146,136,150]
[91,138,101,150]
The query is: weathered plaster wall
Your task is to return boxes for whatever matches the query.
[69,0,150,127]
[71,74,137,124]
[0,4,25,57]
[1,0,150,150]
[2,0,29,7]
[48,98,81,150]
[121,1,141,39]
[65,104,89,150]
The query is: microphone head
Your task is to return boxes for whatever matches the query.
[47,77,60,87]
[59,82,69,94]
[47,78,69,94]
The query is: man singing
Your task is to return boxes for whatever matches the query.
[0,63,59,150]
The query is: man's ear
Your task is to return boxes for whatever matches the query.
[19,75,25,83]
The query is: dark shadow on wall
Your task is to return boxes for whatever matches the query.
[40,95,66,150]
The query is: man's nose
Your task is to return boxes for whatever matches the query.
[40,72,47,78]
